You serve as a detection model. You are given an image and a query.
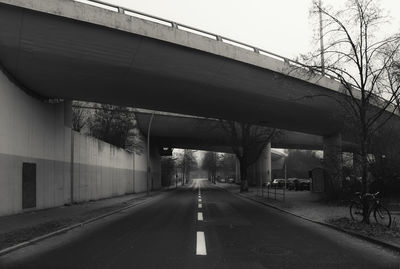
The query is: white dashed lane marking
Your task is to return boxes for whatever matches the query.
[196,231,207,255]
[197,212,203,221]
[196,184,207,255]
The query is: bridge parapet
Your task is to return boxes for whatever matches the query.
[73,0,339,82]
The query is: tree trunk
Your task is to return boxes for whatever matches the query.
[361,138,370,223]
[239,159,248,192]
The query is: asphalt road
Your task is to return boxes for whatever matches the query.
[1,179,399,269]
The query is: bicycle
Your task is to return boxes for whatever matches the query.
[349,192,391,227]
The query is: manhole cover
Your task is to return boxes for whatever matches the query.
[255,246,292,256]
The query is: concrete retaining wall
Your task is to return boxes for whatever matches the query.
[0,70,71,216]
[72,133,135,203]
[134,137,147,193]
[0,69,160,216]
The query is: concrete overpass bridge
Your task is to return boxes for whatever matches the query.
[133,109,358,187]
[0,0,387,216]
[133,110,357,153]
[0,0,350,136]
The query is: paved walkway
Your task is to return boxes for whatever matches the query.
[0,187,177,251]
[0,193,145,233]
[217,182,400,248]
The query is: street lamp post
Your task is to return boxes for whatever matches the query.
[147,113,154,196]
[284,161,287,202]
[319,0,325,74]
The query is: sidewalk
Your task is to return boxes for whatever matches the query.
[0,188,171,252]
[217,182,400,250]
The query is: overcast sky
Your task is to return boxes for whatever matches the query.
[100,0,400,59]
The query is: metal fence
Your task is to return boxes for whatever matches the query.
[257,184,286,202]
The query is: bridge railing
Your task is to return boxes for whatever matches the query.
[74,0,341,83]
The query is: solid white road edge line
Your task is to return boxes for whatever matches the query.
[197,212,204,221]
[196,231,207,255]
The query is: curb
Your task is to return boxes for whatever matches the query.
[0,194,157,257]
[217,185,400,254]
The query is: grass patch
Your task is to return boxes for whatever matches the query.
[328,217,400,242]
[0,197,146,251]
[0,218,74,250]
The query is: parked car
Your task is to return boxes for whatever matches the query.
[285,178,311,191]
[218,177,226,183]
[227,177,235,183]
[286,178,298,190]
[298,179,311,190]
[271,179,285,188]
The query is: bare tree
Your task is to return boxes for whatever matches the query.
[202,151,219,184]
[161,156,177,187]
[88,104,134,148]
[301,0,400,221]
[72,102,144,154]
[72,101,89,132]
[218,153,236,178]
[219,120,276,192]
[177,149,198,185]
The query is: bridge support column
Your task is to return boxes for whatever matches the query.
[235,158,241,183]
[150,143,161,190]
[64,99,74,204]
[265,142,272,185]
[323,133,343,197]
[248,142,272,187]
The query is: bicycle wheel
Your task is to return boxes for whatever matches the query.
[374,205,391,227]
[350,201,364,222]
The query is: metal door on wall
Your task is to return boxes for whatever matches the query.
[22,162,36,209]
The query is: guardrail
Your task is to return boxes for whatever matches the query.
[73,0,341,83]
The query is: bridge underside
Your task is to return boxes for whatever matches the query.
[0,0,347,138]
[134,112,355,152]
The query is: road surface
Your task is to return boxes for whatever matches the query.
[1,179,399,268]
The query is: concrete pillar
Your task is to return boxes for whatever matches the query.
[235,158,241,183]
[150,143,161,190]
[323,133,342,195]
[64,99,74,204]
[265,142,272,184]
[247,142,272,187]
[258,142,272,186]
